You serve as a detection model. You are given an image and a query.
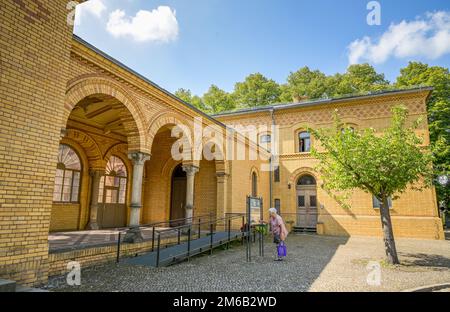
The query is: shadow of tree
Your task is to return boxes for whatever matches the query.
[400,252,450,270]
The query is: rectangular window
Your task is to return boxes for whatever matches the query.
[274,166,280,182]
[71,172,80,202]
[98,176,105,203]
[310,195,317,207]
[299,132,311,153]
[372,196,392,209]
[274,199,281,215]
[118,178,127,204]
[298,196,305,207]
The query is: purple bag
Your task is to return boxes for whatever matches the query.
[277,241,287,257]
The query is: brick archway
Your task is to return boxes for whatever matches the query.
[289,167,320,185]
[65,129,104,170]
[147,110,191,153]
[64,77,149,154]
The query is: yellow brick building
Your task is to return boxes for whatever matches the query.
[215,89,444,240]
[0,0,443,287]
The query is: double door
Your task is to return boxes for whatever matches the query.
[296,186,318,230]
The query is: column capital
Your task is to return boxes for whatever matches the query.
[216,171,229,180]
[60,128,67,139]
[89,168,105,177]
[128,152,151,165]
[182,164,199,176]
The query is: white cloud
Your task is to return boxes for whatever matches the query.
[106,6,179,43]
[348,11,450,64]
[75,0,107,25]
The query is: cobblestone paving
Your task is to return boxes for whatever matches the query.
[47,234,450,292]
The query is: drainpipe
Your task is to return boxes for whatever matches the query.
[269,108,276,208]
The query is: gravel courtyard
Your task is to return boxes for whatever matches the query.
[47,234,450,292]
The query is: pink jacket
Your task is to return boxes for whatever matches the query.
[270,215,289,241]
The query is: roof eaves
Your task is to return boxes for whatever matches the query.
[72,34,226,129]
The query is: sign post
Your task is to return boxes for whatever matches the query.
[246,195,263,262]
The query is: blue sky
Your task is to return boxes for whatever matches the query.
[74,0,450,96]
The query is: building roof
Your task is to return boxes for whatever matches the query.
[212,86,433,118]
[73,35,432,124]
[73,35,226,128]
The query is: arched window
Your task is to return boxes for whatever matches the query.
[297,175,316,186]
[260,134,271,144]
[53,144,82,203]
[98,156,128,204]
[252,172,258,197]
[298,131,311,153]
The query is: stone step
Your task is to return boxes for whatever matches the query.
[292,227,317,234]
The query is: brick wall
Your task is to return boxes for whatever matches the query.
[0,0,76,285]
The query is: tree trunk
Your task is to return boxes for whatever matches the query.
[379,196,400,264]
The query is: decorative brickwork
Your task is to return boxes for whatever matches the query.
[217,90,443,240]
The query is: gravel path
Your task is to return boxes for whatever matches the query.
[46,234,450,292]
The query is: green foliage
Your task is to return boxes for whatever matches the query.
[309,106,434,203]
[233,73,281,108]
[283,66,330,100]
[202,85,235,114]
[253,224,269,235]
[174,88,209,112]
[395,62,450,208]
[280,64,390,101]
[331,63,390,95]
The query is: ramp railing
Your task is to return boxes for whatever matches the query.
[153,213,246,267]
[115,213,216,263]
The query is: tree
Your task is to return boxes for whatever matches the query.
[309,106,433,264]
[202,85,235,114]
[395,62,450,209]
[174,88,208,112]
[233,73,281,108]
[331,63,390,96]
[282,67,330,101]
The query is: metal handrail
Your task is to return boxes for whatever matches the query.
[115,212,216,262]
[154,213,246,267]
[132,212,215,230]
[155,213,245,234]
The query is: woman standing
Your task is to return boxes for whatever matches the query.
[268,208,288,261]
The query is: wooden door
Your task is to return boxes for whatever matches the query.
[296,186,318,230]
[170,177,186,226]
[99,175,127,229]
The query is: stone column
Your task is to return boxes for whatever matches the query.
[124,152,150,243]
[183,164,199,225]
[86,169,104,230]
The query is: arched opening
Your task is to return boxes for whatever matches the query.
[143,123,218,226]
[295,174,318,231]
[170,164,187,226]
[52,92,141,232]
[97,155,128,228]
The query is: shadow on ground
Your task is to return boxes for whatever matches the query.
[400,252,450,270]
[47,234,349,292]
